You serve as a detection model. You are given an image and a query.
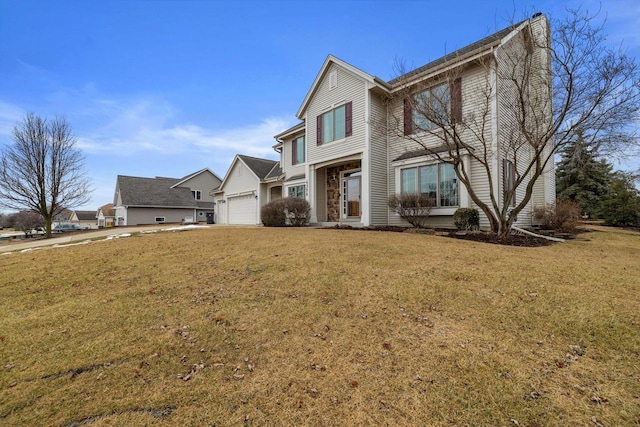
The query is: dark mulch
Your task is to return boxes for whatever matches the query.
[325,224,558,247]
[444,231,556,247]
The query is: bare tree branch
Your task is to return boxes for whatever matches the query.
[380,9,639,236]
[0,113,93,237]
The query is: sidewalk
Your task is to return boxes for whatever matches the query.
[0,224,196,254]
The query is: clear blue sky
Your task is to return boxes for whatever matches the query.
[1,0,638,211]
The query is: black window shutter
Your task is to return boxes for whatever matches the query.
[345,102,352,137]
[317,115,323,145]
[403,97,413,135]
[451,78,462,124]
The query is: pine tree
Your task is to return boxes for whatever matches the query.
[556,132,612,218]
[597,172,640,227]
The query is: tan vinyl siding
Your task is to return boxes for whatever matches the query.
[126,208,194,225]
[181,171,221,202]
[281,138,306,178]
[495,17,553,227]
[469,156,493,229]
[223,162,260,195]
[306,64,366,163]
[369,93,389,225]
[387,65,495,228]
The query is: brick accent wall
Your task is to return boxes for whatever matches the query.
[326,161,361,221]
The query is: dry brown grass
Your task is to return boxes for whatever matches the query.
[1,226,639,426]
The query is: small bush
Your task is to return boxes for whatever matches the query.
[388,193,434,228]
[261,197,311,227]
[261,199,287,227]
[453,208,479,230]
[284,197,311,227]
[533,200,582,232]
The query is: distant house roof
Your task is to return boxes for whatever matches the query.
[116,175,204,208]
[238,155,280,180]
[98,203,116,217]
[73,210,97,221]
[55,208,73,221]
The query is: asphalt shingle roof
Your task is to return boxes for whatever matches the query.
[74,210,97,221]
[265,162,282,180]
[238,155,279,180]
[116,175,199,207]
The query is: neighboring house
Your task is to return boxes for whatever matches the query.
[113,168,222,225]
[213,155,282,225]
[96,203,116,228]
[272,14,555,229]
[54,208,73,225]
[69,210,98,229]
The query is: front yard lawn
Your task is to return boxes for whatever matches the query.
[1,226,638,426]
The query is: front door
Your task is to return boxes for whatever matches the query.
[342,170,361,218]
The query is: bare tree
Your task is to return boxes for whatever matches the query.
[0,113,92,237]
[11,211,45,238]
[386,9,639,236]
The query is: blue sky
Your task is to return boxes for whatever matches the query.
[1,0,638,211]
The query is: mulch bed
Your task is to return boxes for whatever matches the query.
[325,224,558,247]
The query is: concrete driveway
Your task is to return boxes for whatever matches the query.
[0,224,207,254]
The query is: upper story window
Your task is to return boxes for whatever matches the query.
[400,163,459,207]
[292,136,305,165]
[192,190,202,200]
[316,101,352,145]
[404,79,461,135]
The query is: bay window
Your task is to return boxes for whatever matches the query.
[400,163,459,207]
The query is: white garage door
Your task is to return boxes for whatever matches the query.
[227,195,257,224]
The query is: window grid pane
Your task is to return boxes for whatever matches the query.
[419,165,438,203]
[439,163,459,207]
[401,168,417,193]
[296,137,305,164]
[334,105,346,140]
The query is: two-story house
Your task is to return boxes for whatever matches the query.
[273,14,555,229]
[113,168,222,225]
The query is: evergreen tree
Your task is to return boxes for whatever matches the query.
[556,132,612,218]
[597,172,640,227]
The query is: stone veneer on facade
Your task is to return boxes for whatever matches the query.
[325,161,361,222]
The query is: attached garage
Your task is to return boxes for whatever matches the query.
[227,194,258,224]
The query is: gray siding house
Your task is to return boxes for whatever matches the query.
[113,168,222,225]
[273,14,555,229]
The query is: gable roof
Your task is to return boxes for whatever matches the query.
[264,162,283,181]
[216,155,282,192]
[171,167,223,189]
[296,55,389,119]
[116,175,199,208]
[73,210,97,221]
[98,203,116,217]
[238,155,279,180]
